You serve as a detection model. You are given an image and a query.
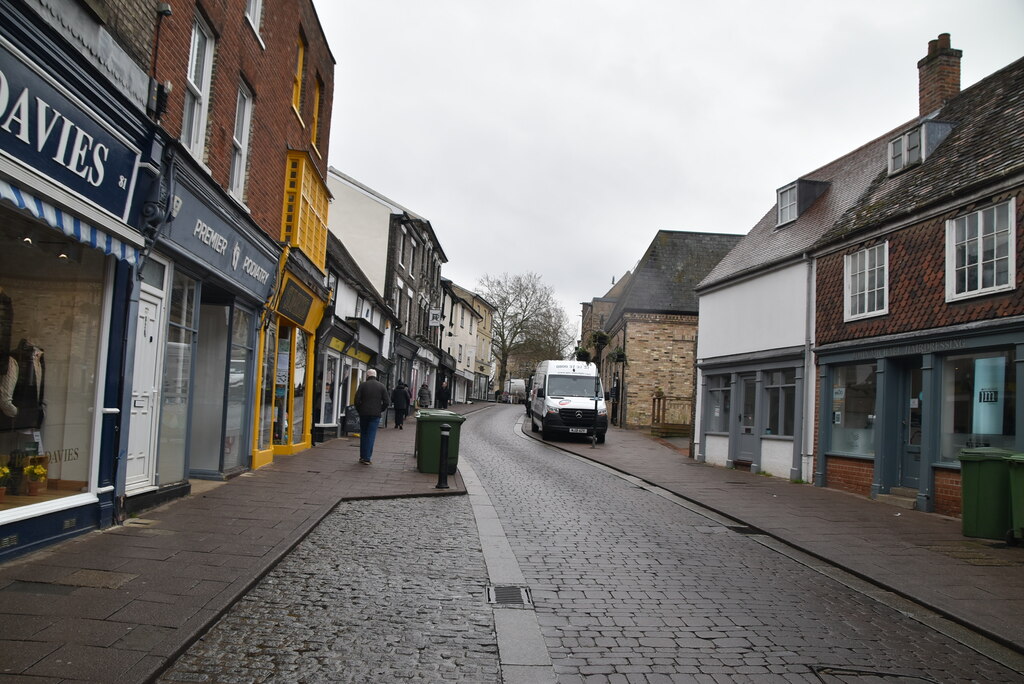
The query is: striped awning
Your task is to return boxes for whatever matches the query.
[0,178,140,265]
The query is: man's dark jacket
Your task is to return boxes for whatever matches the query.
[355,378,389,417]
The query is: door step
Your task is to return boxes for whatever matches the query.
[876,489,918,510]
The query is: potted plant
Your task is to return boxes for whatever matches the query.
[0,465,9,500]
[23,463,46,496]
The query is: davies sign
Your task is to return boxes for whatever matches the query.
[0,39,139,221]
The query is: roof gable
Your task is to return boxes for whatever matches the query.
[608,231,742,326]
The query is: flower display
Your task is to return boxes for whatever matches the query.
[23,464,47,482]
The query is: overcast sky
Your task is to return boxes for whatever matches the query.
[312,1,1024,332]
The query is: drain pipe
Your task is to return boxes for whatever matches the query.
[792,252,814,482]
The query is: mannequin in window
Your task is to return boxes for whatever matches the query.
[0,339,44,431]
[0,288,14,419]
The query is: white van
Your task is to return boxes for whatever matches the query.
[529,360,608,443]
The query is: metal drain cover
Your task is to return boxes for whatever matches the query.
[487,585,532,606]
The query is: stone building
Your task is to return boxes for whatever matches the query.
[587,231,741,429]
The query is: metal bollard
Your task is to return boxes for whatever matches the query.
[436,423,451,489]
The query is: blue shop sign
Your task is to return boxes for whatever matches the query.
[165,183,278,301]
[0,39,140,221]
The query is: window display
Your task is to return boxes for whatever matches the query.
[941,350,1016,462]
[0,221,106,511]
[830,363,877,457]
[705,375,730,433]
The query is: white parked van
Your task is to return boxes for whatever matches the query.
[529,360,608,443]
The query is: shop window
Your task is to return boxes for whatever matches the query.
[158,271,197,484]
[0,230,106,511]
[764,369,796,436]
[940,350,1016,463]
[830,363,877,457]
[292,330,307,444]
[705,375,730,433]
[319,352,340,427]
[224,308,254,471]
[259,322,277,450]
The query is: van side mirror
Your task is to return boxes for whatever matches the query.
[536,387,544,398]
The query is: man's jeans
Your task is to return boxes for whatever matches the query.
[359,415,381,462]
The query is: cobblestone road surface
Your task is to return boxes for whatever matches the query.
[467,406,1021,683]
[159,497,498,683]
[160,405,1020,683]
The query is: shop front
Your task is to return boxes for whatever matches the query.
[0,4,152,557]
[254,257,327,466]
[816,324,1023,515]
[123,151,280,507]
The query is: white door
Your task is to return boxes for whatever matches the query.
[126,290,165,492]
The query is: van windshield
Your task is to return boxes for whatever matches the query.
[547,374,603,398]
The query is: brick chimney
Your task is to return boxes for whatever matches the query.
[917,33,962,116]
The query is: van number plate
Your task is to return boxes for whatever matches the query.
[569,428,588,434]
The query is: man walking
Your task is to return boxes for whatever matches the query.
[390,381,411,429]
[354,369,389,464]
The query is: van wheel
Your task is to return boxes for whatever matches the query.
[531,417,539,433]
[541,426,551,440]
[596,433,606,444]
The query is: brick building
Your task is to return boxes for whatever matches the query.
[812,36,1023,517]
[121,0,335,516]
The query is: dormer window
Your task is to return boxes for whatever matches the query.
[776,179,829,227]
[889,128,921,173]
[777,184,798,225]
[887,120,954,175]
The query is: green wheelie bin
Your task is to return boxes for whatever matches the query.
[958,447,1014,540]
[1007,454,1024,544]
[414,409,466,474]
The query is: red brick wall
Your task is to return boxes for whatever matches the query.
[153,0,334,242]
[816,188,1024,346]
[823,456,873,496]
[933,469,963,518]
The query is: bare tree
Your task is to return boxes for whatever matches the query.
[479,272,571,393]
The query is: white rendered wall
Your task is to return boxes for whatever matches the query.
[696,263,809,360]
[326,176,393,296]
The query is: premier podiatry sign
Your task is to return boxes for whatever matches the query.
[164,182,278,301]
[0,38,140,221]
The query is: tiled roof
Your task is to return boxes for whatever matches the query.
[608,231,742,325]
[820,55,1024,245]
[699,128,899,290]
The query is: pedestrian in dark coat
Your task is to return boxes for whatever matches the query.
[438,379,451,409]
[417,383,431,408]
[391,382,410,429]
[354,369,389,464]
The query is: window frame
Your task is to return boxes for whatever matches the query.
[244,0,263,34]
[183,16,215,160]
[844,242,889,321]
[888,127,922,174]
[763,369,796,437]
[777,184,797,226]
[705,375,731,434]
[291,36,306,116]
[945,198,1016,302]
[228,83,254,200]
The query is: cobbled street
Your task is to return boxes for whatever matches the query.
[159,497,499,683]
[161,405,1022,682]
